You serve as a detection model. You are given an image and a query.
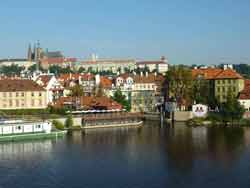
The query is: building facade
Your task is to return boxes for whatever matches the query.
[0,79,47,109]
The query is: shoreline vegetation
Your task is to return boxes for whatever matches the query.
[186,116,250,127]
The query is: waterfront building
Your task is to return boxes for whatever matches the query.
[53,96,123,111]
[238,79,250,111]
[192,66,244,103]
[0,79,47,109]
[136,56,169,74]
[35,74,64,104]
[112,72,166,112]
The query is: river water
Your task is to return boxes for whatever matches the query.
[1,122,250,188]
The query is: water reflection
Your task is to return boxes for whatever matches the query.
[0,123,250,188]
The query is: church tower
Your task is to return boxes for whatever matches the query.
[27,43,32,61]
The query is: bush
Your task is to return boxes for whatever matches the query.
[65,115,73,128]
[186,117,205,127]
[52,120,65,130]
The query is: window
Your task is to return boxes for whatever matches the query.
[9,92,12,97]
[222,80,225,84]
[9,100,12,107]
[39,92,42,96]
[16,126,21,130]
[222,87,225,92]
[31,92,34,97]
[233,87,236,92]
[21,92,24,97]
[217,80,220,84]
[16,92,19,97]
[217,87,220,92]
[228,80,231,84]
[16,100,19,107]
[21,100,25,106]
[36,125,41,129]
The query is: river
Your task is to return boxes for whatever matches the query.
[1,122,250,188]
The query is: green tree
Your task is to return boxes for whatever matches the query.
[69,84,84,97]
[220,90,245,124]
[0,64,25,76]
[52,120,65,130]
[65,115,73,128]
[166,65,193,109]
[112,89,131,111]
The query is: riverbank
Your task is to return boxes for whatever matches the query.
[186,117,250,127]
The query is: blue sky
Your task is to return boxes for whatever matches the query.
[1,0,250,64]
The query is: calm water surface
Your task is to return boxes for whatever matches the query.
[1,122,250,188]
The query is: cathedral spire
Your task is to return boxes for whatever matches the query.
[27,43,32,61]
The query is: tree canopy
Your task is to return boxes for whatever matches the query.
[112,89,131,112]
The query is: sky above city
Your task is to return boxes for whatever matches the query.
[0,0,250,65]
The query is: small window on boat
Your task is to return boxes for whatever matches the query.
[36,125,41,129]
[16,126,21,130]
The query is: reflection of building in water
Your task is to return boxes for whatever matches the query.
[0,140,53,160]
[243,128,250,147]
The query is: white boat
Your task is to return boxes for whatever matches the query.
[0,120,52,136]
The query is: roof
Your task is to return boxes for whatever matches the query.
[192,68,243,80]
[58,73,95,82]
[239,79,250,100]
[0,79,45,92]
[54,96,123,110]
[192,68,222,80]
[136,61,167,65]
[44,51,63,58]
[100,76,112,88]
[79,59,135,65]
[133,73,165,84]
[36,75,53,87]
[214,69,243,79]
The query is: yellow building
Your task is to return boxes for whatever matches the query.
[192,67,244,103]
[214,69,244,103]
[0,79,47,109]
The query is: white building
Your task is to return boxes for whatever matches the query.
[74,55,136,73]
[136,57,169,74]
[35,74,64,104]
[0,59,35,69]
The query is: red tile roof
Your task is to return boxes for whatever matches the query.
[0,79,45,92]
[36,75,53,87]
[192,68,243,80]
[54,96,123,110]
[100,76,112,88]
[58,73,94,82]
